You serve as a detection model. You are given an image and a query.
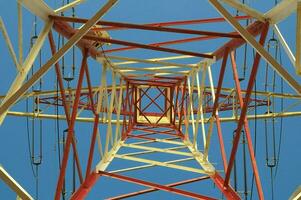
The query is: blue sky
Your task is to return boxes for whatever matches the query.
[0,0,300,200]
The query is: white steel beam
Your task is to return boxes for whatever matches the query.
[107,55,197,68]
[221,0,299,24]
[220,0,265,22]
[290,185,301,200]
[273,24,296,68]
[109,157,193,174]
[96,141,124,171]
[265,0,298,24]
[18,0,55,21]
[0,165,34,200]
[0,17,21,71]
[113,55,195,66]
[184,139,215,174]
[115,154,206,174]
[55,0,86,13]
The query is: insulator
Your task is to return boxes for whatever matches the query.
[30,35,38,48]
[63,65,75,82]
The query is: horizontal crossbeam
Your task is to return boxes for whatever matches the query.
[99,171,217,200]
[115,154,206,174]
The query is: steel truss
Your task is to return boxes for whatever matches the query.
[0,0,301,199]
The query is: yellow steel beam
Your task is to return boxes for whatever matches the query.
[1,85,299,100]
[184,139,215,174]
[105,71,117,154]
[220,0,265,22]
[120,146,187,157]
[185,70,197,141]
[128,136,181,146]
[0,165,33,200]
[203,117,214,161]
[6,109,301,124]
[264,0,298,24]
[0,17,21,72]
[149,138,184,146]
[119,65,188,70]
[289,185,301,200]
[117,67,190,74]
[122,143,193,157]
[195,68,207,148]
[55,0,86,13]
[115,154,206,174]
[96,128,104,158]
[18,0,55,21]
[107,55,197,68]
[96,140,124,172]
[273,24,296,68]
[110,157,194,174]
[114,77,124,144]
[112,55,195,66]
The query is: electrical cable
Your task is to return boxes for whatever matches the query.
[274,48,283,178]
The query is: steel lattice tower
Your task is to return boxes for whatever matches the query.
[0,0,301,200]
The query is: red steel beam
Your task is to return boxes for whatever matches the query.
[70,172,100,200]
[54,50,88,200]
[230,51,264,199]
[85,114,100,178]
[51,15,260,60]
[52,20,100,58]
[140,90,164,113]
[131,82,176,87]
[97,15,251,31]
[211,48,229,172]
[224,23,269,195]
[84,61,97,115]
[48,31,84,184]
[213,21,265,60]
[154,87,174,124]
[154,76,185,80]
[126,78,179,84]
[104,22,262,54]
[104,35,220,53]
[99,171,217,200]
[50,15,241,39]
[107,176,210,200]
[210,173,240,200]
[84,34,214,58]
[50,15,251,31]
[139,87,165,113]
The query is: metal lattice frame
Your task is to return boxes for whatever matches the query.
[0,0,301,199]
